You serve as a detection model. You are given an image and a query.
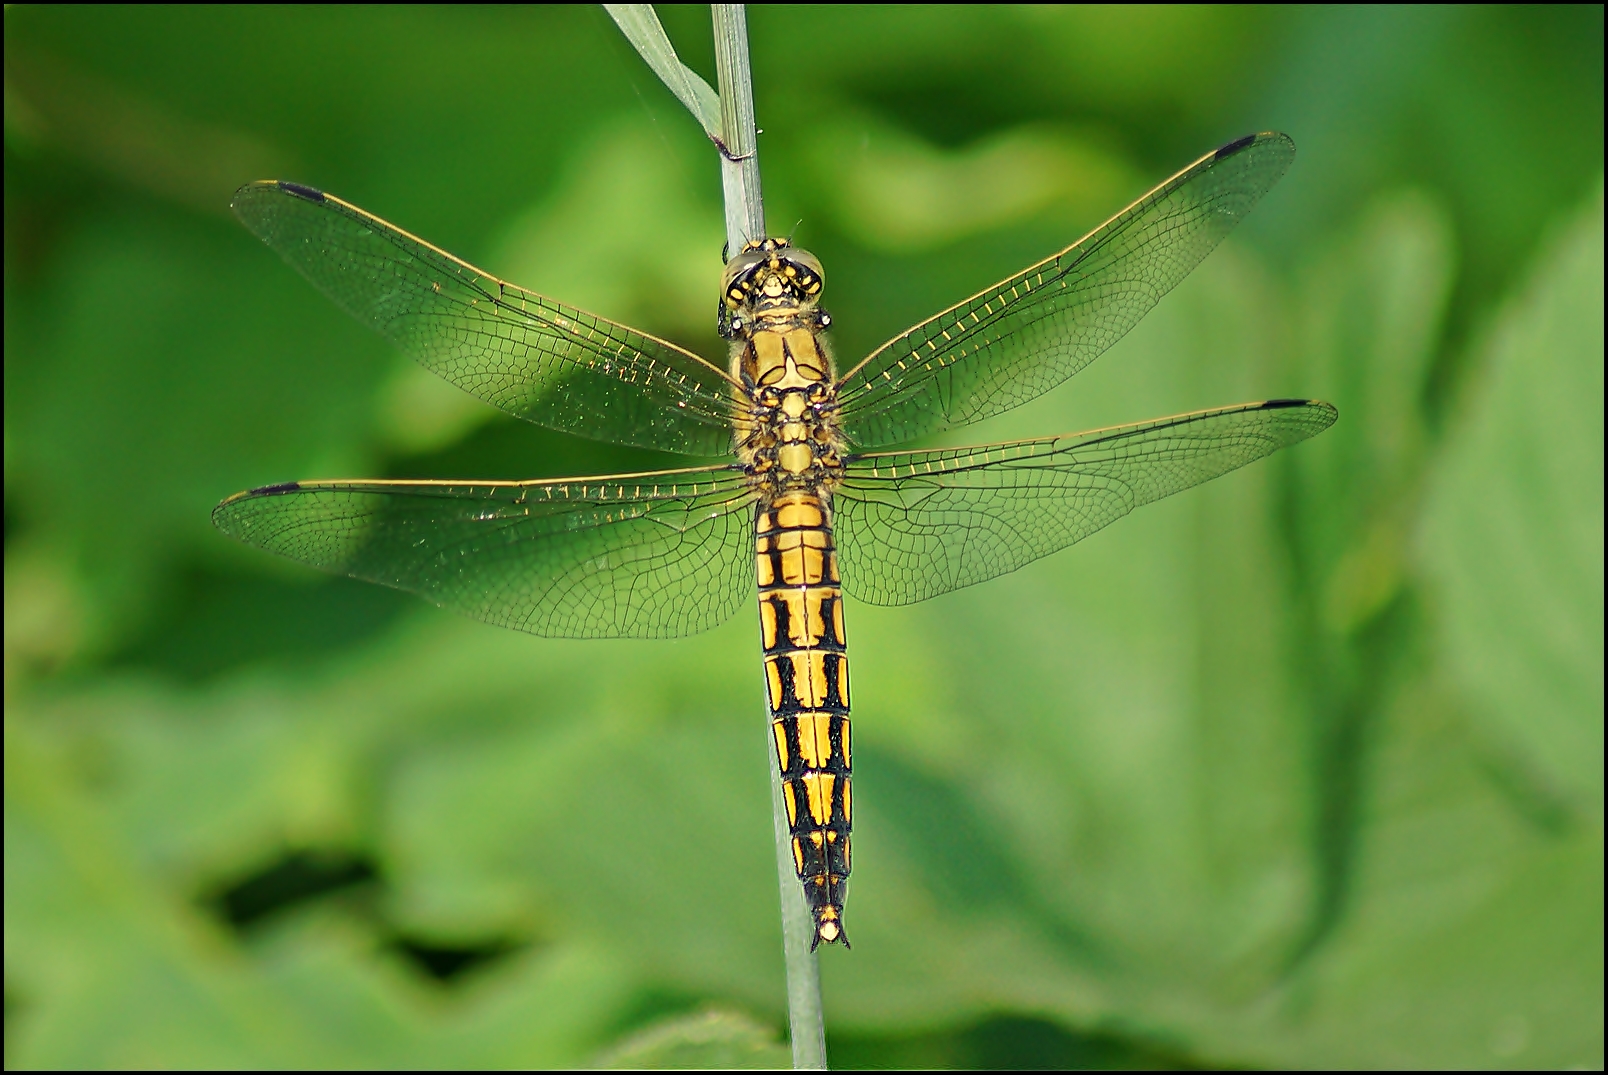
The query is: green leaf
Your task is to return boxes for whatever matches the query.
[1289,190,1456,634]
[1419,184,1605,808]
[1195,181,1606,1070]
[594,1009,791,1069]
[604,5,722,143]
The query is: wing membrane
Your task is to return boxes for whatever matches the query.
[835,399,1336,605]
[213,466,756,638]
[232,181,741,456]
[835,133,1297,450]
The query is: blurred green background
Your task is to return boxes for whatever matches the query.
[5,5,1602,1069]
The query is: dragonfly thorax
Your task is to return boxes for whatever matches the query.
[724,241,843,490]
[740,379,844,488]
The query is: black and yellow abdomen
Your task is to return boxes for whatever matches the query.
[756,490,851,948]
[724,236,852,947]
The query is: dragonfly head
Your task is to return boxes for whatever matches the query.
[722,237,824,314]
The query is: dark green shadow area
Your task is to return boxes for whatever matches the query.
[205,847,380,931]
[202,847,527,984]
[104,567,416,683]
[381,411,711,484]
[866,746,1107,967]
[828,1014,1205,1070]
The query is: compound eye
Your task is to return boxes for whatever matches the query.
[720,248,770,294]
[786,247,825,296]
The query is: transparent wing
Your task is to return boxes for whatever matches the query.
[835,399,1336,605]
[213,466,756,638]
[834,133,1297,450]
[232,181,741,457]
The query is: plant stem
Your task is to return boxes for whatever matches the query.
[768,720,828,1069]
[712,4,765,249]
[711,5,827,1070]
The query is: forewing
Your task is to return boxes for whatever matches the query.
[835,399,1336,605]
[232,181,741,456]
[835,133,1297,450]
[213,466,756,638]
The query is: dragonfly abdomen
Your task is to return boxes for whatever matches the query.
[756,489,852,948]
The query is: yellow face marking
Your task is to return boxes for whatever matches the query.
[796,712,832,767]
[773,719,790,772]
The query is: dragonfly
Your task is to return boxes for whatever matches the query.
[214,131,1336,950]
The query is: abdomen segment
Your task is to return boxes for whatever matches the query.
[756,490,852,948]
